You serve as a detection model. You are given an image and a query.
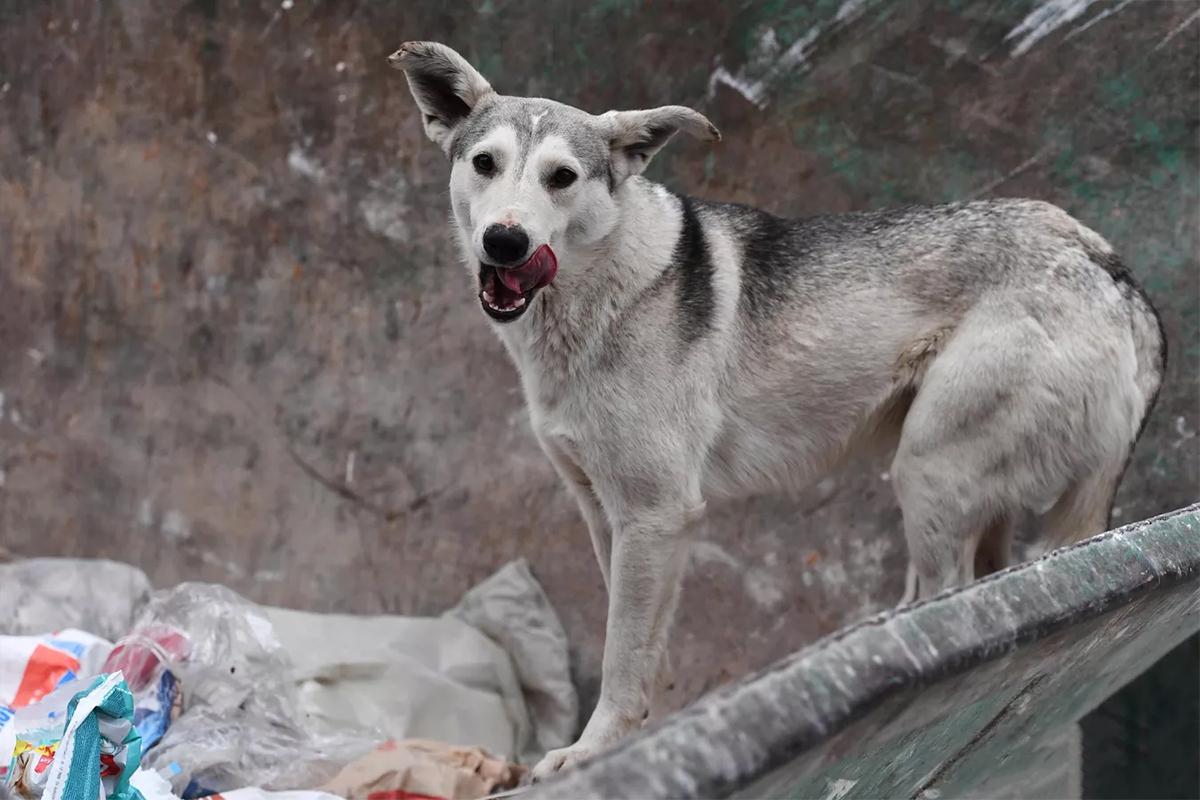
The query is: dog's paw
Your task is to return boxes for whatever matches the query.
[530,744,597,782]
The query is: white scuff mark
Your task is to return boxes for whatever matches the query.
[205,130,218,145]
[26,348,45,366]
[335,60,347,73]
[345,450,356,485]
[820,560,849,589]
[253,569,283,582]
[1112,505,1123,518]
[1156,8,1200,51]
[280,0,294,9]
[201,550,246,579]
[690,541,742,571]
[161,509,191,542]
[744,567,785,610]
[1174,415,1196,448]
[822,778,858,800]
[337,93,347,104]
[708,25,821,108]
[287,145,325,182]
[708,3,875,108]
[1005,0,1098,57]
[1,82,10,94]
[359,171,412,243]
[1065,0,1132,41]
[137,498,155,528]
[836,0,868,24]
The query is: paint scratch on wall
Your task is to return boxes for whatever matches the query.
[822,778,858,800]
[359,172,411,243]
[287,145,325,182]
[707,0,878,107]
[1005,0,1099,57]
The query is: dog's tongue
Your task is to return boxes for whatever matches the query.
[497,244,558,294]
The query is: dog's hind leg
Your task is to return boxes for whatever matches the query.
[890,309,1075,601]
[1037,466,1124,549]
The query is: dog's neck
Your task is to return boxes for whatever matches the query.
[495,177,682,398]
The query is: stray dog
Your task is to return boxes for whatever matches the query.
[389,41,1166,778]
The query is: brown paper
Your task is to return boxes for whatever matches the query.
[320,739,525,800]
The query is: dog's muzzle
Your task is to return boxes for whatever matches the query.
[478,244,558,322]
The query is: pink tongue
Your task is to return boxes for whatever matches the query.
[497,244,558,293]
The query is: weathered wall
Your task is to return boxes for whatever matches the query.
[1,0,1196,715]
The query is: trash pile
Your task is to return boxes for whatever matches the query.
[0,558,575,800]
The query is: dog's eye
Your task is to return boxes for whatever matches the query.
[472,153,496,175]
[549,167,577,189]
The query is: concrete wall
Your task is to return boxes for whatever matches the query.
[1,0,1196,714]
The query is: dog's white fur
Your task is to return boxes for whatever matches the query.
[389,42,1166,778]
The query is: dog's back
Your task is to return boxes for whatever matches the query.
[689,196,1163,592]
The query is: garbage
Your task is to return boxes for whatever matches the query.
[129,767,346,800]
[130,584,375,796]
[448,560,576,760]
[319,739,524,800]
[1,631,114,774]
[0,561,152,641]
[102,627,188,750]
[264,607,528,760]
[5,672,142,800]
[264,558,576,764]
[0,558,575,800]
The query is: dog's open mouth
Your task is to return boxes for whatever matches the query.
[478,244,558,322]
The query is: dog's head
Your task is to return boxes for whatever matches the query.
[389,41,720,323]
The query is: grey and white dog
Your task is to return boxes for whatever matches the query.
[389,42,1165,778]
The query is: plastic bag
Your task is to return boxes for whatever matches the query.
[132,584,375,796]
[0,560,152,641]
[448,560,577,760]
[1,631,113,779]
[4,673,142,800]
[102,627,187,750]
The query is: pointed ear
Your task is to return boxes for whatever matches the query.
[388,41,494,155]
[602,106,721,184]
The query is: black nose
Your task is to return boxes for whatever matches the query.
[482,223,530,264]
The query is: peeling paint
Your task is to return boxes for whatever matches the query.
[1005,0,1099,57]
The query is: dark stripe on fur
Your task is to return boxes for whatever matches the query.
[1084,246,1168,384]
[735,207,800,316]
[672,195,715,346]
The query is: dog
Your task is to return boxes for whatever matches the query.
[389,41,1166,778]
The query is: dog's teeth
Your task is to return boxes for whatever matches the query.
[514,296,526,308]
[482,290,494,303]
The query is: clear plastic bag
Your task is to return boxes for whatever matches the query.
[130,584,375,796]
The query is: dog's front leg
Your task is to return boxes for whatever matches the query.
[542,435,612,590]
[531,506,692,779]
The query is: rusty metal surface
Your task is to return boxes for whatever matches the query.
[526,505,1200,800]
[0,0,1197,717]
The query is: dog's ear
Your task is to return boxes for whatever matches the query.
[602,106,721,184]
[388,41,494,155]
